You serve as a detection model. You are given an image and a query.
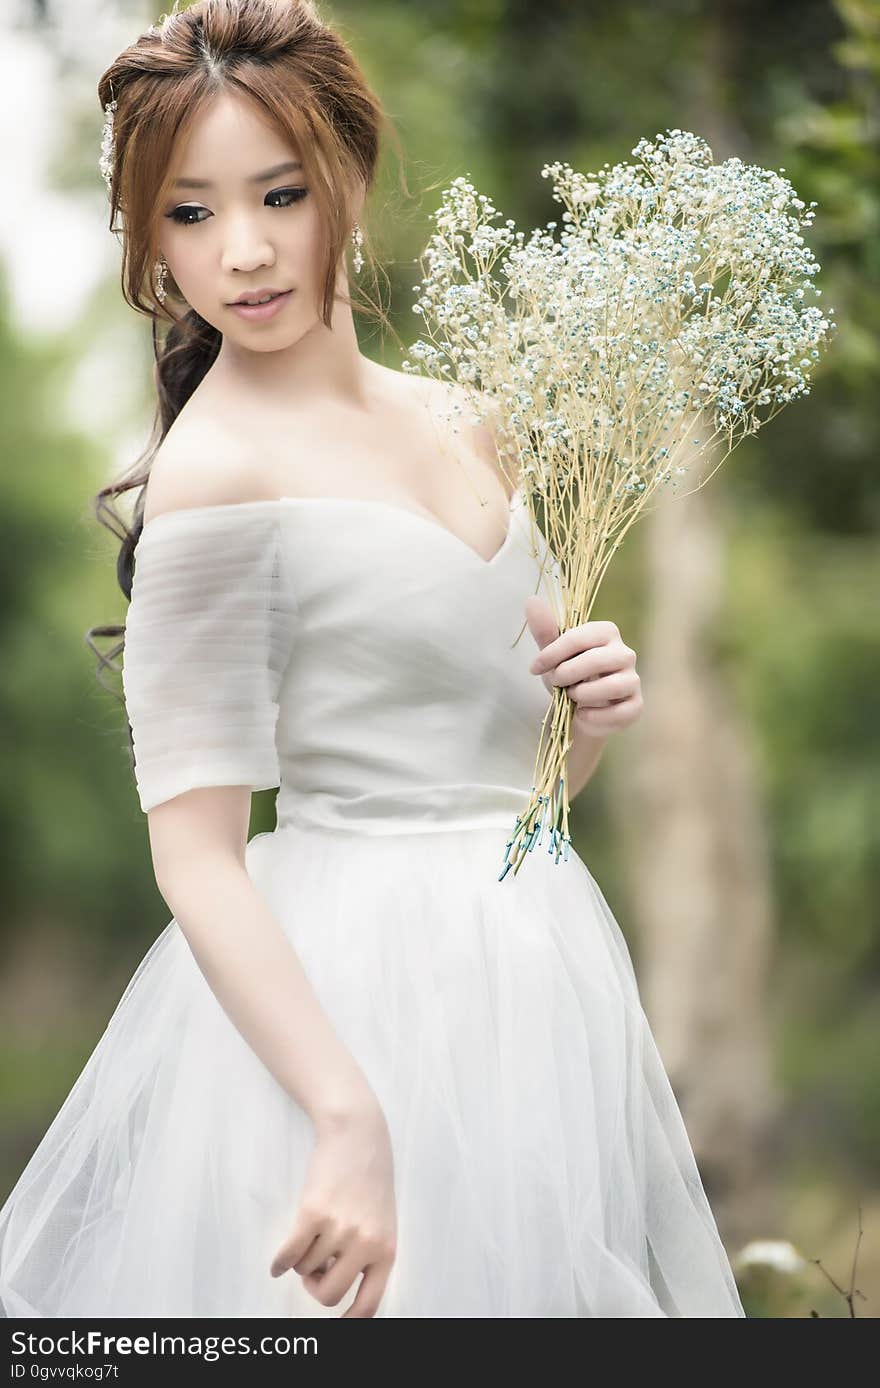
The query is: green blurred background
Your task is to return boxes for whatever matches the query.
[0,0,877,1318]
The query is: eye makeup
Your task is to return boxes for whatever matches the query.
[164,186,308,226]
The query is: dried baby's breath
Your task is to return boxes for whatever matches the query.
[404,129,836,880]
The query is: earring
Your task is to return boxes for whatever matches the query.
[350,222,364,274]
[154,255,168,305]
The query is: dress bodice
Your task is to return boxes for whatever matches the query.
[122,491,560,834]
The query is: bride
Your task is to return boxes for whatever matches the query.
[0,0,745,1319]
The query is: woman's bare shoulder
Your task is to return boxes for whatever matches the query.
[402,373,515,499]
[141,415,275,528]
[396,371,514,496]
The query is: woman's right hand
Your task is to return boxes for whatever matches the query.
[269,1093,398,1317]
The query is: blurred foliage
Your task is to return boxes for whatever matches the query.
[1,0,877,1309]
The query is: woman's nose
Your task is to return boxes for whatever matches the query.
[221,218,276,274]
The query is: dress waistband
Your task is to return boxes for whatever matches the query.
[274,782,530,837]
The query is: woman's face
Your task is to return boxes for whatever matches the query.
[157,90,338,353]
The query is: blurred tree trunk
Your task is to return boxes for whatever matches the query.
[608,482,779,1242]
[607,5,780,1244]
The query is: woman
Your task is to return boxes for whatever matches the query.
[0,0,745,1318]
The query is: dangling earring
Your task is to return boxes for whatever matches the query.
[154,255,168,305]
[350,222,364,274]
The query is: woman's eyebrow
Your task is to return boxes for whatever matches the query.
[173,160,303,189]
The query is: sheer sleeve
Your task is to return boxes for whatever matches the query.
[121,501,298,814]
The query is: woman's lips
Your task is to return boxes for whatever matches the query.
[227,290,293,322]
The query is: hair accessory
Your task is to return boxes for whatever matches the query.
[99,99,118,190]
[100,99,168,307]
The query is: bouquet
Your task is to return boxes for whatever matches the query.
[403,128,836,881]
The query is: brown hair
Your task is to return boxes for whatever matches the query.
[86,0,404,717]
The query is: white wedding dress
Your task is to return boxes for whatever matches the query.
[0,489,745,1317]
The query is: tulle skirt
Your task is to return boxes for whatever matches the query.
[0,819,745,1317]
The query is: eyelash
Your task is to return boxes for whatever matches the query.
[164,186,309,227]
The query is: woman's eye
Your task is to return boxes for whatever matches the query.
[165,187,308,226]
[165,205,209,227]
[268,186,308,209]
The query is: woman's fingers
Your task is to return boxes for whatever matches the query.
[270,1207,325,1277]
[292,1231,338,1277]
[547,641,636,688]
[340,1261,390,1318]
[303,1245,366,1307]
[570,670,640,706]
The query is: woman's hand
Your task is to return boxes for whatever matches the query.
[270,1096,397,1318]
[524,595,644,737]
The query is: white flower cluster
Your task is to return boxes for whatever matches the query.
[404,129,836,509]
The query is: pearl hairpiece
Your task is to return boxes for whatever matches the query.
[99,7,193,192]
[99,99,117,190]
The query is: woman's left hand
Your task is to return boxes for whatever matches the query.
[524,595,644,738]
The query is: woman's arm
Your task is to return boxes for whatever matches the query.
[149,784,376,1128]
[124,455,397,1311]
[564,724,609,802]
[134,447,377,1129]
